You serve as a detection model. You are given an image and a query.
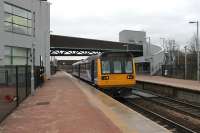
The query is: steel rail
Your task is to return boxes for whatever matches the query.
[132,89,200,119]
[125,99,197,133]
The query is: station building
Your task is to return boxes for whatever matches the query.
[0,0,50,78]
[119,30,164,75]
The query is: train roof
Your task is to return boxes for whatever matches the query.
[72,51,133,66]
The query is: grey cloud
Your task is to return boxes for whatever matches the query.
[50,0,200,46]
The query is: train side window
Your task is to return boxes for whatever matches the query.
[102,60,110,74]
[113,60,122,73]
[125,60,133,73]
[94,61,97,78]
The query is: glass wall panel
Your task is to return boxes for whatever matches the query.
[27,12,32,19]
[4,13,12,22]
[13,24,27,34]
[4,22,12,32]
[4,47,30,65]
[28,20,32,27]
[4,3,32,36]
[27,28,32,35]
[13,57,26,65]
[4,56,11,65]
[13,16,27,26]
[12,47,27,57]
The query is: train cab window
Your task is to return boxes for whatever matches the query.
[102,60,110,74]
[113,60,122,73]
[125,60,133,73]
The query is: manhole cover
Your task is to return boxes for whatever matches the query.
[36,101,50,106]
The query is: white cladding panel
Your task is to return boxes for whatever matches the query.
[119,30,146,44]
[0,0,50,77]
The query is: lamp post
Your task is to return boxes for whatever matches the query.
[160,38,165,51]
[144,37,151,56]
[189,21,199,81]
[184,46,187,80]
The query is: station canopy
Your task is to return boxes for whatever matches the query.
[50,34,143,57]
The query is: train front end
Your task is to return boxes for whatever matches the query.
[96,52,136,89]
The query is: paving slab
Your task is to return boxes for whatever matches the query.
[0,71,121,133]
[0,72,171,133]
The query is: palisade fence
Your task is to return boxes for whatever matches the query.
[0,65,44,123]
[161,64,197,80]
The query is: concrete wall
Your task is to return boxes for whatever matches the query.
[119,30,146,44]
[135,81,200,104]
[0,0,50,78]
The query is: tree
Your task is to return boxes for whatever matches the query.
[188,34,197,54]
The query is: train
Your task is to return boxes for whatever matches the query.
[72,51,136,96]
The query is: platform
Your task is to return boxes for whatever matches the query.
[0,71,170,133]
[136,75,200,92]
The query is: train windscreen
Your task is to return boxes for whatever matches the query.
[101,52,133,74]
[102,60,111,74]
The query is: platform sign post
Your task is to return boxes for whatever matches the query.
[189,20,199,81]
[184,46,187,80]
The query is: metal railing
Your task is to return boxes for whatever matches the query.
[161,64,197,80]
[0,65,44,123]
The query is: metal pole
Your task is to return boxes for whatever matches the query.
[16,66,19,106]
[184,46,187,80]
[148,37,151,56]
[160,38,165,51]
[197,21,199,81]
[178,46,180,65]
[31,45,35,95]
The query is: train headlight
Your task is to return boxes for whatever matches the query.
[102,76,109,80]
[127,75,134,79]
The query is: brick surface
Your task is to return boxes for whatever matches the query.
[0,72,121,133]
[136,75,200,91]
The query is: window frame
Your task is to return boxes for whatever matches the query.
[4,2,32,36]
[101,59,133,74]
[4,46,30,66]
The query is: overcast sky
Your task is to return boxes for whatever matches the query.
[50,0,200,47]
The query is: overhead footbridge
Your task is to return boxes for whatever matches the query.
[50,35,143,57]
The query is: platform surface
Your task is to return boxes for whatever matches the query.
[136,75,200,92]
[0,71,170,133]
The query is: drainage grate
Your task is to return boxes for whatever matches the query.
[36,101,50,106]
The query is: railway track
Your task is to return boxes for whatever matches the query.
[123,98,197,133]
[131,89,200,120]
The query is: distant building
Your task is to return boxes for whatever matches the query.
[0,0,50,78]
[119,30,164,75]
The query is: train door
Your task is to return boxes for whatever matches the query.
[78,64,80,78]
[91,60,94,83]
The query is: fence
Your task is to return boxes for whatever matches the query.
[0,65,44,123]
[34,66,45,89]
[161,64,197,80]
[51,65,57,75]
